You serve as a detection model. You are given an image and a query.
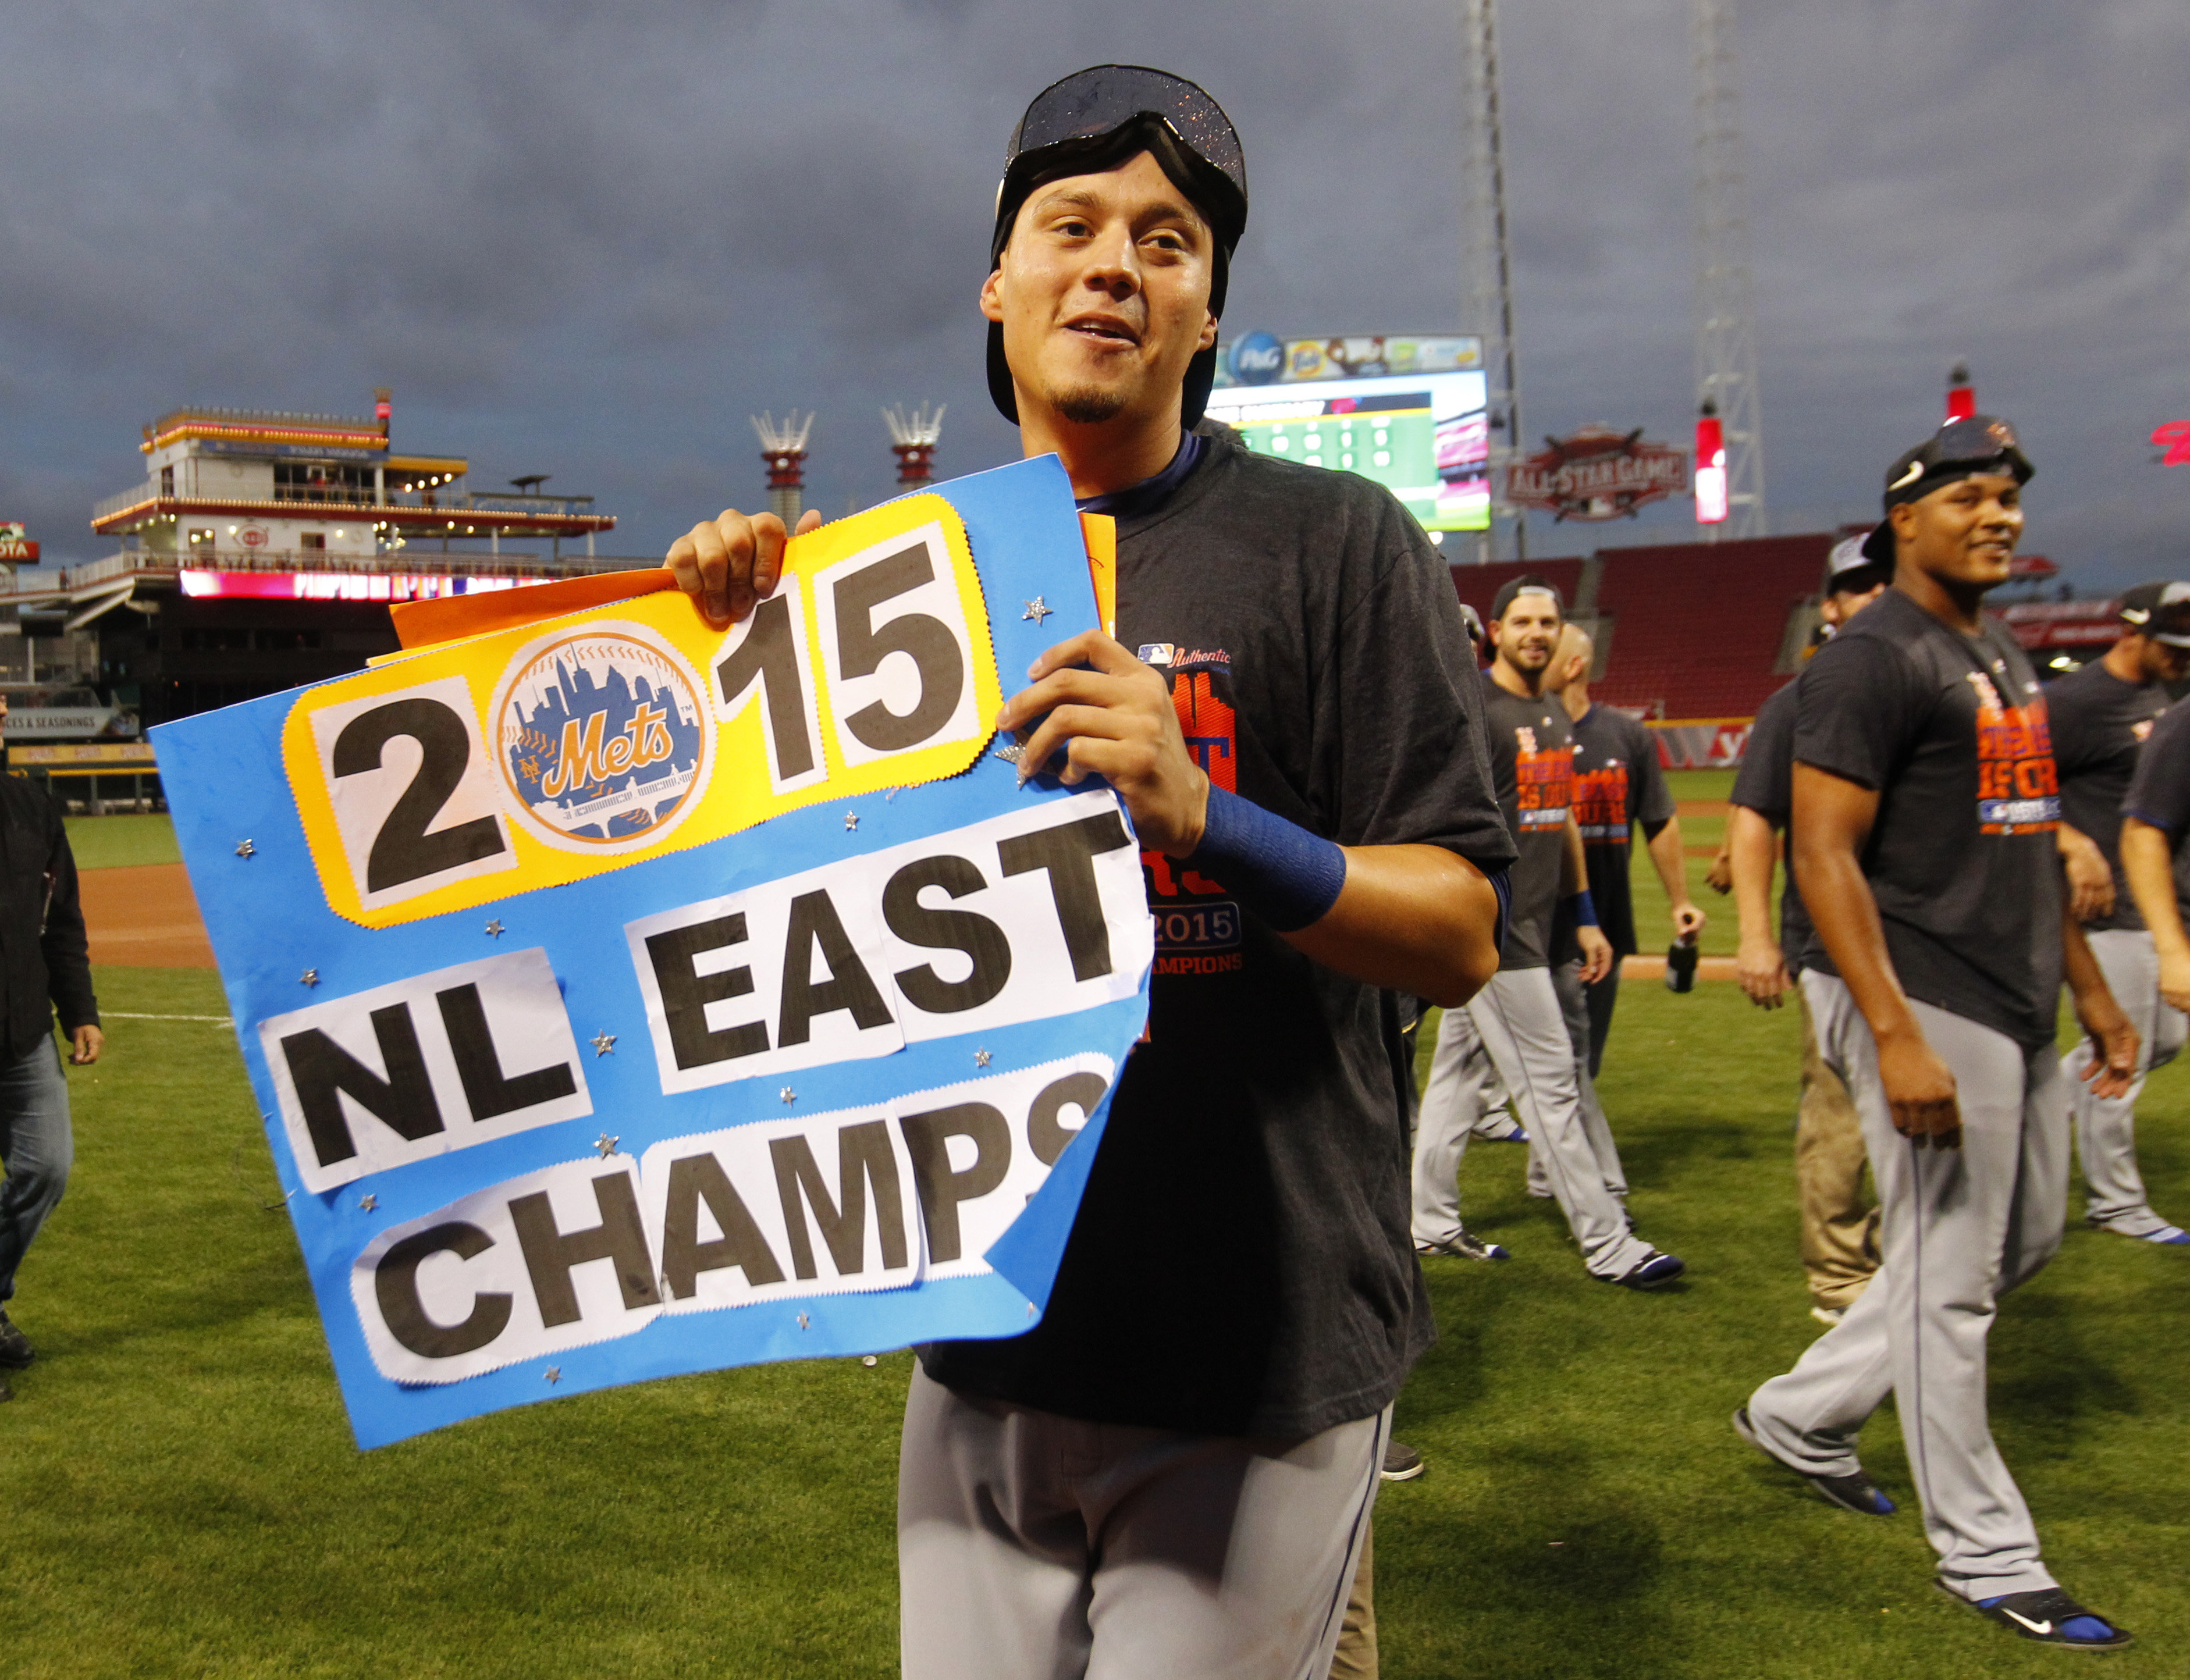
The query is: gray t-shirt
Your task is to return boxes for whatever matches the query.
[1794,587,2064,1049]
[2123,697,2190,910]
[1571,704,1676,958]
[1480,682,1574,971]
[923,426,1516,1439]
[1728,681,1815,972]
[2047,659,2171,932]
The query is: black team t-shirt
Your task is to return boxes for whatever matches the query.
[2123,699,2190,905]
[2046,658,2172,933]
[1478,684,1574,971]
[1570,704,1676,958]
[921,426,1516,1439]
[1729,681,1816,971]
[1794,587,2064,1048]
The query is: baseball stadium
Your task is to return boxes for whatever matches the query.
[5,14,2190,1680]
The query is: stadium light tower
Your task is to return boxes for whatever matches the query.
[1692,0,1766,539]
[1459,0,1526,562]
[883,403,945,489]
[751,411,815,525]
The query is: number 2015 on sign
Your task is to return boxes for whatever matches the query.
[279,504,1006,929]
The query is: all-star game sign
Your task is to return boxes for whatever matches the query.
[156,457,1152,1448]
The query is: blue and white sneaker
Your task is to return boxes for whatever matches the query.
[1417,1229,1512,1262]
[1612,1250,1684,1289]
[1939,1583,2133,1650]
[1733,1408,1895,1517]
[2136,1225,2190,1246]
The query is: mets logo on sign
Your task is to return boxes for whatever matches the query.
[490,624,712,853]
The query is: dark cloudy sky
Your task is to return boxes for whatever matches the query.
[3,1,2186,587]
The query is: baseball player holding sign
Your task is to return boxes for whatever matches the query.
[1735,417,2139,1651]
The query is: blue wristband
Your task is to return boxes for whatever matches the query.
[1567,889,1599,929]
[1186,786,1348,932]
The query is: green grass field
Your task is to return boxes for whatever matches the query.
[61,813,183,871]
[6,806,2184,1677]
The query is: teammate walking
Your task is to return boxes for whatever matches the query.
[2047,582,2190,1245]
[2122,693,2190,1021]
[668,67,1514,1679]
[1726,537,1887,1325]
[1734,416,2139,1651]
[1544,622,1703,1070]
[1412,576,1684,1286]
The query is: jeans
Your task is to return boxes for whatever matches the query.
[0,1036,72,1305]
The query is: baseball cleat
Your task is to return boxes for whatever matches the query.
[1612,1251,1684,1289]
[1732,1407,1895,1516]
[1939,1583,2133,1650]
[1416,1229,1511,1262]
[2135,1225,2190,1246]
[0,1311,33,1370]
[1810,1305,1845,1328]
[1380,1439,1426,1482]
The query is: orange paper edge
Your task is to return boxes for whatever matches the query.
[390,568,677,650]
[1080,512,1117,638]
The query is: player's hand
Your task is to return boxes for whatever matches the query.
[1574,924,1614,985]
[1001,630,1208,857]
[1875,1025,1960,1148]
[2059,828,2115,923]
[2160,947,2190,1019]
[1672,900,1707,941]
[1704,846,1733,896]
[69,1024,103,1066]
[666,506,823,629]
[1736,934,1788,1009]
[2073,987,2139,1102]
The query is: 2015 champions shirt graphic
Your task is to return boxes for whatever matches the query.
[1967,668,2060,836]
[1513,724,1573,830]
[1146,659,1244,977]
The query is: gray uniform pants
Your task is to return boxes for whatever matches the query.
[898,1366,1382,1680]
[1411,966,1650,1277]
[2064,928,2187,1236]
[1526,960,1627,1202]
[1747,973,2068,1599]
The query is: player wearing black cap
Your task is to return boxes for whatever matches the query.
[669,66,1513,1678]
[1735,417,2140,1651]
[1412,575,1685,1287]
[1726,536,1887,1326]
[2048,582,2190,1246]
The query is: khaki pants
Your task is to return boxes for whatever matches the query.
[1795,988,1879,1311]
[1327,1521,1377,1679]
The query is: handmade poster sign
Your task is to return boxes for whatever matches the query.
[156,456,1152,1448]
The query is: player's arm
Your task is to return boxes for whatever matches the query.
[1643,815,1705,939]
[1791,762,1961,1147]
[2122,816,2190,1015]
[1727,805,1789,1009]
[1558,814,1615,984]
[1007,630,1503,1006]
[2056,823,2115,923]
[2063,909,2137,1098]
[1704,837,1733,896]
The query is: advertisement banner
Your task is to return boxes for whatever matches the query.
[155,457,1153,1448]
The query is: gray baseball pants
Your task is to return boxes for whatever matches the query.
[898,1366,1382,1680]
[2064,928,2187,1236]
[1412,966,1651,1277]
[1746,973,2068,1599]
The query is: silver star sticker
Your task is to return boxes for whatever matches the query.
[544,1366,561,1384]
[359,1193,378,1212]
[591,1031,617,1056]
[780,1087,797,1104]
[595,1133,620,1159]
[485,919,505,938]
[844,810,859,832]
[975,1048,992,1067]
[1023,597,1053,624]
[300,969,320,988]
[234,839,255,858]
[991,741,1025,766]
[797,1312,810,1330]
